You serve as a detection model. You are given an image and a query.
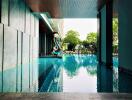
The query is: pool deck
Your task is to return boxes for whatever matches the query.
[0,93,132,100]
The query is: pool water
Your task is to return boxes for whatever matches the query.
[62,54,97,92]
[39,54,118,92]
[0,54,120,92]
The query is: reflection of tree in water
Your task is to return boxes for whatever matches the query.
[63,55,80,78]
[82,55,97,67]
[86,67,97,75]
[82,55,97,76]
[63,54,98,77]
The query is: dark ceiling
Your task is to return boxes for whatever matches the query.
[26,0,118,18]
[26,0,98,18]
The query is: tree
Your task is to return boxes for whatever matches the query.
[83,32,97,54]
[86,32,97,43]
[82,40,89,48]
[113,18,118,54]
[113,18,118,45]
[63,30,80,50]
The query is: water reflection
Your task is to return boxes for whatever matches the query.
[38,58,63,92]
[2,54,132,93]
[62,54,97,92]
[38,54,98,92]
[63,54,97,78]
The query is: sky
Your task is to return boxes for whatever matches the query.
[63,18,97,41]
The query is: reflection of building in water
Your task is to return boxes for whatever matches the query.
[48,67,63,92]
[39,58,63,92]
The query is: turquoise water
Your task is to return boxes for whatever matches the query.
[39,54,98,92]
[0,54,120,92]
[39,54,118,92]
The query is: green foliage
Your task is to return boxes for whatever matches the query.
[82,32,97,54]
[113,18,118,45]
[82,40,89,47]
[86,32,97,43]
[63,30,80,50]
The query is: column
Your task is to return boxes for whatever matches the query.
[118,0,132,73]
[99,0,113,66]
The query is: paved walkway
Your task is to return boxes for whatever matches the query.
[0,93,132,100]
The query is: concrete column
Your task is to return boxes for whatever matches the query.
[118,0,132,72]
[99,0,113,66]
[97,12,101,63]
[97,64,113,92]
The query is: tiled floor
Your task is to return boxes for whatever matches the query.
[0,93,132,100]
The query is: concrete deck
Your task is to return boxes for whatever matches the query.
[0,93,132,100]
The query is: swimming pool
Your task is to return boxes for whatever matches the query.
[0,54,119,92]
[39,54,118,93]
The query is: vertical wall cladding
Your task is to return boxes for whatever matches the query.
[17,31,22,92]
[32,16,39,58]
[29,36,33,91]
[34,16,39,37]
[3,26,17,92]
[0,24,3,92]
[25,7,30,34]
[32,37,39,92]
[0,24,3,71]
[33,37,39,59]
[19,0,25,32]
[1,0,9,25]
[31,14,35,36]
[0,0,39,92]
[9,0,20,29]
[22,33,30,92]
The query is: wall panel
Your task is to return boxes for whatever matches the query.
[34,16,39,37]
[0,24,3,92]
[17,31,22,92]
[3,26,17,70]
[19,0,25,32]
[29,36,33,91]
[3,26,17,92]
[25,8,30,34]
[22,33,30,91]
[30,14,35,36]
[0,24,3,72]
[1,0,9,25]
[9,0,19,29]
